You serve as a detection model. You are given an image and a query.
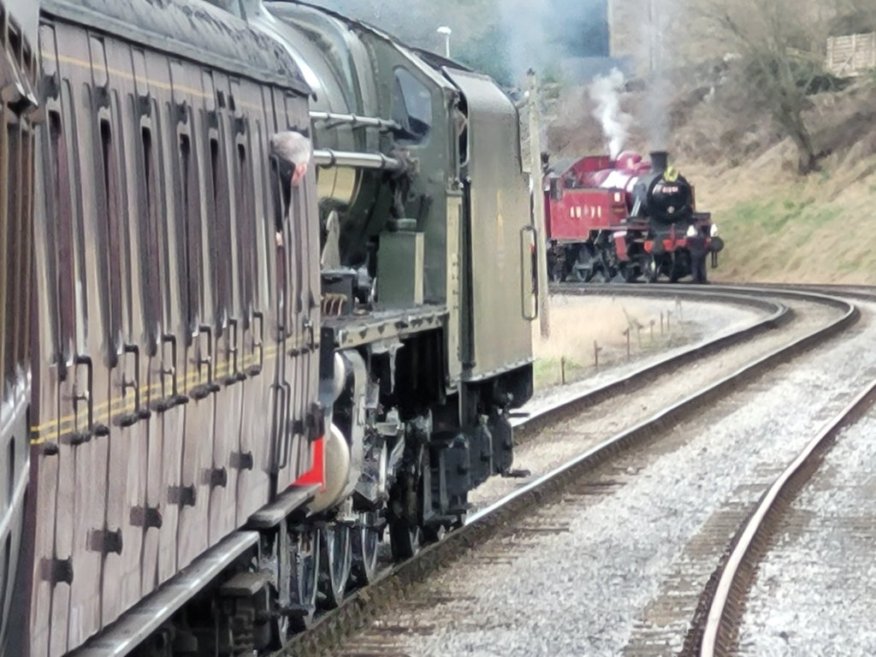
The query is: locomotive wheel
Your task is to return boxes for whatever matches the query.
[268,557,289,647]
[622,265,639,283]
[572,267,590,283]
[351,511,381,585]
[286,527,321,633]
[589,267,608,283]
[390,516,422,561]
[389,444,429,561]
[318,523,352,609]
[353,440,387,584]
[646,255,660,283]
[548,253,565,282]
[572,245,600,283]
[572,266,589,283]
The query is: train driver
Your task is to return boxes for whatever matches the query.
[271,130,312,187]
[270,130,312,248]
[686,225,708,284]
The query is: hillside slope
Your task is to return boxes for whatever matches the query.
[694,154,876,284]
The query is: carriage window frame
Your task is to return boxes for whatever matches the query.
[207,125,232,329]
[110,88,137,347]
[19,111,35,377]
[153,98,181,336]
[43,110,68,365]
[57,82,83,361]
[3,121,20,384]
[178,128,202,337]
[253,117,273,311]
[89,34,126,363]
[97,114,124,364]
[139,123,161,351]
[235,136,256,324]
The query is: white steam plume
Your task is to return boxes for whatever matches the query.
[639,0,677,150]
[589,69,633,159]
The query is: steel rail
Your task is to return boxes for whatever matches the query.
[698,378,876,657]
[277,287,857,657]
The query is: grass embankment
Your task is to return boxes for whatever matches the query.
[694,154,876,284]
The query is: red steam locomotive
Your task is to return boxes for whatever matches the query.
[544,150,722,283]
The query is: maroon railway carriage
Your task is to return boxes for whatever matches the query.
[21,1,322,655]
[544,150,722,283]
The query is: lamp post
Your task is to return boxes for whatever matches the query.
[437,26,452,58]
[527,69,550,338]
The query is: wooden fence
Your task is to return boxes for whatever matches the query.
[826,32,876,77]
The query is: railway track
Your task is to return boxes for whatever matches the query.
[692,286,876,657]
[273,285,861,657]
[696,379,876,657]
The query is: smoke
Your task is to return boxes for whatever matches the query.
[644,75,671,150]
[589,69,632,159]
[637,0,678,150]
[498,0,609,82]
[303,0,611,86]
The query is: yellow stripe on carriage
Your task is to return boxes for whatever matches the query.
[28,342,302,444]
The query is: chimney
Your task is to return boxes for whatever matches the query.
[650,150,669,174]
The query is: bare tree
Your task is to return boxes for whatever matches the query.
[694,0,835,174]
[828,0,876,36]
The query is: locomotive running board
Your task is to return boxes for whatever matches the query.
[69,532,260,657]
[247,484,320,528]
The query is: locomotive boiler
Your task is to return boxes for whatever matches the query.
[545,150,722,283]
[2,1,537,655]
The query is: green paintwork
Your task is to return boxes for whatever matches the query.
[260,2,534,387]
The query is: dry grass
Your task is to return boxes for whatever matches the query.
[533,296,693,389]
[533,297,645,360]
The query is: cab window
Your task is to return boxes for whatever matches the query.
[392,68,432,144]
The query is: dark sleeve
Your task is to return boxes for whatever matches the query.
[270,156,293,231]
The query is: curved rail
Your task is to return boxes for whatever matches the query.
[699,378,876,657]
[519,287,788,438]
[277,287,858,657]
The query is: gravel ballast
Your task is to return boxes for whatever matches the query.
[736,414,876,657]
